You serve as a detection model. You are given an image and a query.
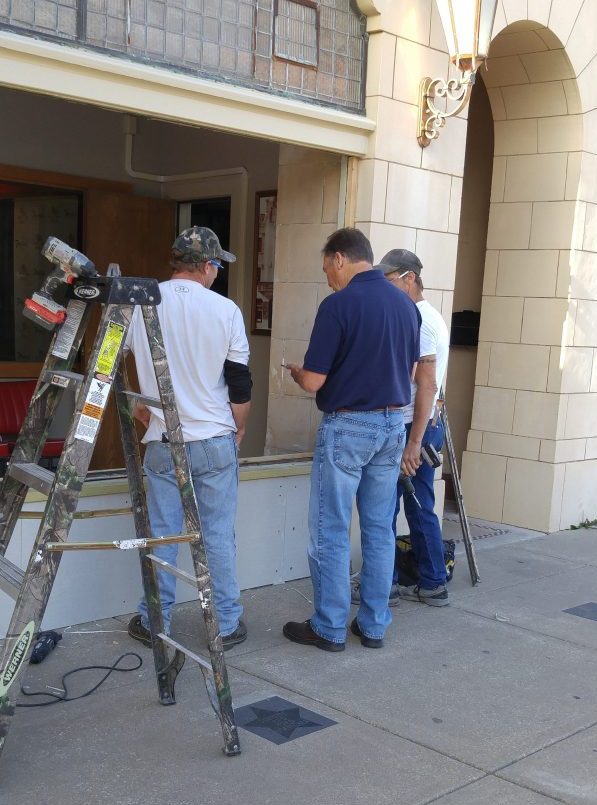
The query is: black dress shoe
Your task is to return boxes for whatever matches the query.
[282,620,345,652]
[350,618,384,649]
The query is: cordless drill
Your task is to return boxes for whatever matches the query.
[24,237,98,330]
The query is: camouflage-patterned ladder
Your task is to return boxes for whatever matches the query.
[0,274,240,771]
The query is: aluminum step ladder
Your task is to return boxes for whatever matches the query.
[0,270,240,765]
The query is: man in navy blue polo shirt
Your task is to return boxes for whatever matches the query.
[282,228,420,651]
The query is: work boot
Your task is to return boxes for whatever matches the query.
[398,584,449,607]
[127,614,152,647]
[222,619,248,651]
[350,575,400,607]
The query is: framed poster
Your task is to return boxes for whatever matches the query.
[251,191,277,334]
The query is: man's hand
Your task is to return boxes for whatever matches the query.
[285,363,327,393]
[234,427,245,447]
[133,403,150,429]
[401,439,422,476]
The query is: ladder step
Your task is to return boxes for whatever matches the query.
[0,555,25,600]
[157,633,212,671]
[45,534,198,552]
[8,462,55,496]
[144,554,208,585]
[45,370,84,390]
[119,390,163,409]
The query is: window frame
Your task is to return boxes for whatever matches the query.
[272,0,320,70]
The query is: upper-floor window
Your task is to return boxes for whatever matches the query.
[273,0,318,67]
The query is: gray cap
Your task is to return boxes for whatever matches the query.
[379,249,422,276]
[171,226,236,265]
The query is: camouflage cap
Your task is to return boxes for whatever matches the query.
[171,226,236,265]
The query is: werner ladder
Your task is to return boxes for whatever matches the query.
[0,271,241,762]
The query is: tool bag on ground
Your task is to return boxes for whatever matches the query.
[395,536,456,586]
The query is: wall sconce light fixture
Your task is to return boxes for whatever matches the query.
[417,0,498,147]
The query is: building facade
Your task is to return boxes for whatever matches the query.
[0,0,596,537]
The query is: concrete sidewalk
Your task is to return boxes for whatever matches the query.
[3,517,597,804]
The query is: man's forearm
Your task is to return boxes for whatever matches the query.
[231,401,251,445]
[401,357,437,475]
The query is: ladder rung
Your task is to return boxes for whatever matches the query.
[157,633,212,671]
[8,462,55,495]
[144,554,206,586]
[45,370,84,389]
[45,534,198,552]
[0,555,25,600]
[119,390,163,409]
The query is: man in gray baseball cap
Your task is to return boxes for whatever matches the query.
[126,224,251,651]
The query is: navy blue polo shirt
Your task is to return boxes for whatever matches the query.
[303,269,421,412]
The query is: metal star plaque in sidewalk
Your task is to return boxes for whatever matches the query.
[235,696,336,745]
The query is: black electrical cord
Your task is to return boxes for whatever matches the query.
[17,652,143,708]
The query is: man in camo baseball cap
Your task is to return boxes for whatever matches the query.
[171,225,236,266]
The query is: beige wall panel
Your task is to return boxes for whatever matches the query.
[487,342,550,391]
[271,282,320,341]
[421,116,467,177]
[365,96,422,167]
[502,457,564,531]
[547,345,593,393]
[266,396,313,453]
[564,394,597,438]
[520,49,576,83]
[502,0,531,24]
[470,386,516,433]
[512,390,566,439]
[579,153,597,204]
[275,224,335,283]
[377,0,432,43]
[559,459,597,530]
[448,176,463,233]
[565,152,582,201]
[573,299,597,347]
[504,153,568,202]
[482,432,540,460]
[538,115,583,153]
[501,82,568,119]
[582,203,597,252]
[548,0,585,46]
[461,451,507,521]
[475,341,491,386]
[527,0,553,27]
[268,338,284,397]
[482,55,530,89]
[467,430,483,451]
[482,251,499,295]
[566,0,597,76]
[490,157,507,203]
[585,437,597,459]
[413,230,458,290]
[487,87,507,121]
[521,297,570,345]
[489,29,548,58]
[277,162,325,225]
[478,296,524,343]
[563,78,583,115]
[540,438,586,463]
[496,249,558,297]
[386,164,451,231]
[529,200,576,249]
[322,162,340,224]
[366,32,396,98]
[494,119,539,156]
[556,250,571,298]
[568,250,597,300]
[355,159,388,223]
[487,203,532,249]
[361,222,417,262]
[393,38,448,106]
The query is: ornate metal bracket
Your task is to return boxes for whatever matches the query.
[417,71,475,148]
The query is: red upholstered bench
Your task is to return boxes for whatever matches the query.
[0,380,65,468]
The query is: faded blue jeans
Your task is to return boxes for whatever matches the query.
[138,434,243,637]
[308,409,405,643]
[394,420,447,589]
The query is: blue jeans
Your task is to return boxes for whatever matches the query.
[308,410,405,643]
[395,420,446,589]
[138,434,243,637]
